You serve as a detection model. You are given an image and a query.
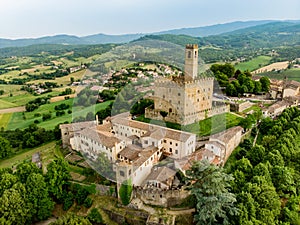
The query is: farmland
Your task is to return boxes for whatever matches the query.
[234,56,272,72]
[5,98,112,130]
[258,68,300,81]
[252,61,289,74]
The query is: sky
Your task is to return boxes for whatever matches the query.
[0,0,299,39]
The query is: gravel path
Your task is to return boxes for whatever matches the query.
[0,106,25,114]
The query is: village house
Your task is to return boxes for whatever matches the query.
[204,126,244,164]
[60,121,97,148]
[262,96,300,118]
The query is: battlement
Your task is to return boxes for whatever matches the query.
[186,44,198,49]
[154,76,214,87]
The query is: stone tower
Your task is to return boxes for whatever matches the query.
[184,44,198,80]
[145,44,228,125]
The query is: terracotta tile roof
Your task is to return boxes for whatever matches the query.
[112,117,194,142]
[144,167,176,183]
[60,121,96,131]
[268,100,289,113]
[210,126,243,144]
[118,145,159,167]
[205,141,226,151]
[285,80,300,90]
[77,127,120,148]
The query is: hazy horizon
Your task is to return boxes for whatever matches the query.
[1,0,299,39]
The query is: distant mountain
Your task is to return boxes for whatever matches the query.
[154,20,276,37]
[0,20,300,49]
[0,33,145,49]
[81,33,145,44]
[0,35,83,48]
[136,21,300,63]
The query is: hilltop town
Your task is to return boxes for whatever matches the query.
[1,21,300,224]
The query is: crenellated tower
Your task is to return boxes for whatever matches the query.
[184,44,198,80]
[145,44,228,125]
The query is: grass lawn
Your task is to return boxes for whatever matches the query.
[6,99,113,130]
[137,112,243,137]
[0,141,56,169]
[0,84,23,97]
[0,92,37,106]
[184,112,243,136]
[0,113,12,129]
[235,56,272,72]
[0,99,18,109]
[259,68,300,82]
[29,69,87,86]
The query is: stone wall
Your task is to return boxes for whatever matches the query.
[229,101,252,112]
[133,187,190,207]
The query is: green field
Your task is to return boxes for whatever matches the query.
[137,112,243,137]
[0,141,57,169]
[0,113,12,129]
[0,99,18,109]
[6,99,112,130]
[184,112,243,136]
[259,68,300,82]
[235,56,272,72]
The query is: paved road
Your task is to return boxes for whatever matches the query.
[0,106,25,114]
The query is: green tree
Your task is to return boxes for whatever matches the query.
[45,158,71,201]
[26,173,54,222]
[87,208,103,224]
[0,136,12,159]
[260,77,270,92]
[16,162,41,183]
[0,187,29,225]
[119,179,133,206]
[271,166,296,196]
[253,81,262,94]
[0,172,18,196]
[225,83,237,96]
[186,160,238,225]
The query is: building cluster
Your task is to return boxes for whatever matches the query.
[60,45,244,199]
[263,78,300,118]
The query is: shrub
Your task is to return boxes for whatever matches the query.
[83,197,93,208]
[119,179,132,205]
[87,208,103,224]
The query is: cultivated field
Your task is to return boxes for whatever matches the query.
[235,56,272,72]
[259,68,300,82]
[252,61,289,74]
[0,113,12,129]
[6,99,112,130]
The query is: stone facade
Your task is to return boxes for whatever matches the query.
[145,44,229,125]
[133,187,190,207]
[205,126,243,164]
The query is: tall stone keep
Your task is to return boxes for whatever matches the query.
[145,44,229,125]
[184,44,198,80]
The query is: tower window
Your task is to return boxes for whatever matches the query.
[195,51,197,58]
[188,51,191,58]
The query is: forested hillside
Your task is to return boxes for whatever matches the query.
[226,107,300,224]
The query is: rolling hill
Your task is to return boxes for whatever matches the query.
[1,20,299,48]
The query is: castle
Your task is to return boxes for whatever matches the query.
[60,44,243,206]
[145,44,228,125]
